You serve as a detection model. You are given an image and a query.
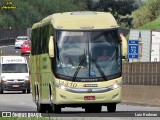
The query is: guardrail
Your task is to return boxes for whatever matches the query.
[0,38,15,46]
[0,28,31,46]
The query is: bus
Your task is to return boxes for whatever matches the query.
[30,11,127,113]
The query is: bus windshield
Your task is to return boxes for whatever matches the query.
[2,64,28,73]
[55,29,121,81]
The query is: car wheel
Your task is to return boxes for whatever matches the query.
[22,90,26,93]
[0,89,4,94]
[27,89,31,93]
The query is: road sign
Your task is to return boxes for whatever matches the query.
[128,40,139,59]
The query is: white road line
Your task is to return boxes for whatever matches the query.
[0,45,14,48]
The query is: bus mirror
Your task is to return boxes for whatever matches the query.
[49,36,54,58]
[120,34,127,59]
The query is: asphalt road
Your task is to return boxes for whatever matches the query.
[0,91,160,119]
[0,45,21,55]
[0,45,160,120]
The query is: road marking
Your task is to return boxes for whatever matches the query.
[0,45,14,48]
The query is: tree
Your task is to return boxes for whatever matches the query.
[0,0,85,28]
[132,0,160,28]
[85,0,137,28]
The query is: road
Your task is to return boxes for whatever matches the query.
[0,45,160,119]
[0,91,160,119]
[0,45,21,55]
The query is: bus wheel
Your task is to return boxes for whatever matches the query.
[85,106,101,113]
[46,104,53,113]
[52,103,61,113]
[37,103,47,113]
[107,103,116,112]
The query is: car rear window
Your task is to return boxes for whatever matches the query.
[24,42,31,46]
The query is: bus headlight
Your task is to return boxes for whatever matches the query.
[112,82,122,90]
[113,84,118,89]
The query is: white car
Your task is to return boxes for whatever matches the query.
[15,36,30,49]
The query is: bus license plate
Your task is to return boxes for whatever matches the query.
[13,85,19,87]
[84,96,95,100]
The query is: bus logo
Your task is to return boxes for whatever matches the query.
[87,89,92,93]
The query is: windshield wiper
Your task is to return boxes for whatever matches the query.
[91,58,108,81]
[72,54,86,81]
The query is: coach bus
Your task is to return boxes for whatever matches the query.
[30,11,127,113]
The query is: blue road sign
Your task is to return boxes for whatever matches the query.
[128,40,139,59]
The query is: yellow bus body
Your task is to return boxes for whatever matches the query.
[30,11,125,113]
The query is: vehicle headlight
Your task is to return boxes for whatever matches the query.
[112,82,122,89]
[113,84,118,89]
[24,76,29,82]
[1,76,6,80]
[1,76,7,82]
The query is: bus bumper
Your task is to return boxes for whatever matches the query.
[55,87,122,105]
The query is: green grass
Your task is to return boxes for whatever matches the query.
[138,17,160,30]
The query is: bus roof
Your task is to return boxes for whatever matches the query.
[32,11,118,30]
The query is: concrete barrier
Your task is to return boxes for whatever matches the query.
[0,38,15,46]
[122,85,160,106]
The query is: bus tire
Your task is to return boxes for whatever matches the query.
[46,104,53,113]
[107,103,116,113]
[52,103,61,113]
[85,106,101,113]
[37,103,47,113]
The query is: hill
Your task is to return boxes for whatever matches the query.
[138,17,160,30]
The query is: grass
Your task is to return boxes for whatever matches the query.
[138,17,160,31]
